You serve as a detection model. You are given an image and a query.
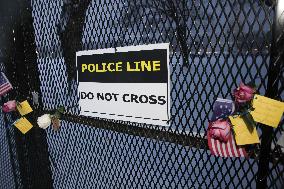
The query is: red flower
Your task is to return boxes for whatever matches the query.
[2,100,16,113]
[233,83,255,103]
[209,119,231,142]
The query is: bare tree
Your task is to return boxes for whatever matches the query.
[121,0,191,65]
[57,0,91,84]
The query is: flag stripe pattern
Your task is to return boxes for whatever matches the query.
[0,72,13,96]
[208,98,247,157]
[208,132,247,157]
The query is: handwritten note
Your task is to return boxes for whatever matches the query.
[229,116,260,145]
[251,95,284,128]
[16,100,33,116]
[14,117,33,134]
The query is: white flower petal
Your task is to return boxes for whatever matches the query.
[37,114,51,129]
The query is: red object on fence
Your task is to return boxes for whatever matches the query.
[207,131,247,158]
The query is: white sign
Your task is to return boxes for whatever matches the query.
[76,43,170,126]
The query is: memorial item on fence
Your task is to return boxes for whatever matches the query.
[52,118,61,131]
[51,106,65,131]
[37,106,65,131]
[32,91,39,107]
[250,95,284,128]
[207,128,247,157]
[232,83,256,131]
[229,116,260,145]
[16,100,33,116]
[14,100,34,134]
[207,82,284,158]
[2,100,16,113]
[0,72,66,134]
[37,114,52,129]
[0,72,13,97]
[233,82,255,103]
[210,98,235,122]
[13,117,33,134]
[208,119,231,143]
[207,98,247,157]
[0,71,35,134]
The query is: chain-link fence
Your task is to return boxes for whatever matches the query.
[0,0,284,188]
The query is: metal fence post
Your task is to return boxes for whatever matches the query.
[256,0,284,188]
[2,0,54,188]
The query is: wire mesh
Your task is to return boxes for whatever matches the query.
[0,0,284,188]
[0,112,16,189]
[32,0,283,188]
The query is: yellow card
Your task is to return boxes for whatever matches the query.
[14,117,33,134]
[17,100,33,116]
[229,116,260,145]
[251,95,284,128]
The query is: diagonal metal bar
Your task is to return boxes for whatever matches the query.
[256,0,284,188]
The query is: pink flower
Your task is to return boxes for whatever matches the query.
[2,100,16,113]
[233,83,255,103]
[209,119,231,142]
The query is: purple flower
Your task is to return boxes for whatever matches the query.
[233,83,255,103]
[2,100,16,113]
[209,119,231,142]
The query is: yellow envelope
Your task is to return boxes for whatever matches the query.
[251,95,284,128]
[229,116,260,145]
[14,117,33,134]
[17,100,33,116]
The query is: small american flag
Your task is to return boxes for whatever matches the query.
[211,98,235,122]
[208,98,247,157]
[207,132,247,158]
[0,72,13,97]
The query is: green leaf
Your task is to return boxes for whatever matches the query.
[16,101,22,108]
[53,112,61,119]
[231,126,236,137]
[241,113,256,133]
[57,106,65,114]
[246,81,257,89]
